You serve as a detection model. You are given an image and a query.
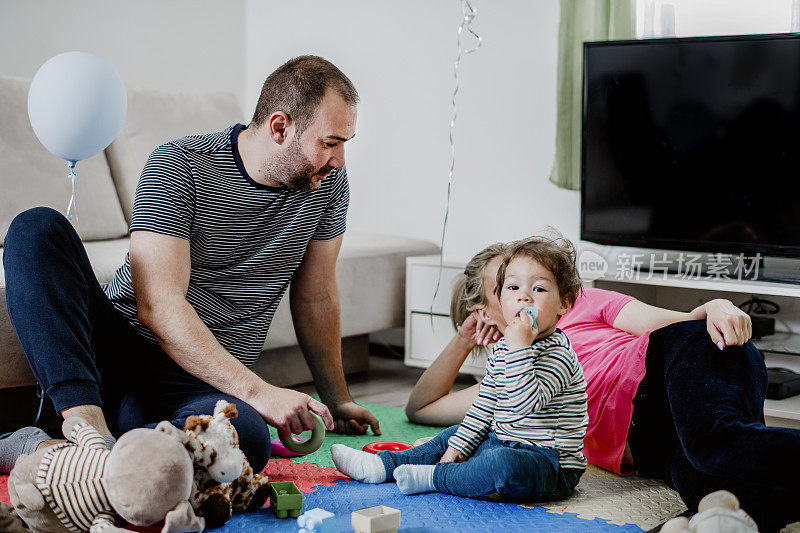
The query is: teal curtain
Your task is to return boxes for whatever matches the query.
[549,0,636,190]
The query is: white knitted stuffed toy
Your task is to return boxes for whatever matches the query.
[661,490,758,533]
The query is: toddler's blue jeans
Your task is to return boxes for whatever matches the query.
[378,424,583,500]
[3,207,270,471]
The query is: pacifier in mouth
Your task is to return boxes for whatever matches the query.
[520,306,538,329]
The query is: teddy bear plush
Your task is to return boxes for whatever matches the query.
[7,417,203,533]
[183,400,270,529]
[660,490,758,533]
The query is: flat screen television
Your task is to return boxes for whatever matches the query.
[581,33,800,260]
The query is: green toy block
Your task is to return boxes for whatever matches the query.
[269,481,303,519]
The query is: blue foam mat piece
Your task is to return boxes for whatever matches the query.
[211,480,644,532]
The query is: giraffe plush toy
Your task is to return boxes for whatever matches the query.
[183,400,270,528]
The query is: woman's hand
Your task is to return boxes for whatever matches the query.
[439,446,467,463]
[458,310,500,346]
[504,311,537,352]
[702,299,752,348]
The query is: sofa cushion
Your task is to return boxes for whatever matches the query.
[263,233,439,349]
[0,77,129,243]
[105,89,244,223]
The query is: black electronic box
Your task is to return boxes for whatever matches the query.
[767,368,800,400]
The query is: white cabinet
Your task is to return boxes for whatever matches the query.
[404,255,487,376]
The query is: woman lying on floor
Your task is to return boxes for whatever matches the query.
[405,240,800,533]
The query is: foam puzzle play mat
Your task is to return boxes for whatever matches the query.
[0,402,687,532]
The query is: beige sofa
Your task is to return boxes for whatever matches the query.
[0,77,437,424]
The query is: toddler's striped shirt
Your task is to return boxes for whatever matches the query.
[449,329,588,470]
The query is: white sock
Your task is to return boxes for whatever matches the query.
[394,464,435,494]
[330,444,387,484]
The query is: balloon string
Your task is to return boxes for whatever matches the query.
[66,161,78,231]
[430,0,482,327]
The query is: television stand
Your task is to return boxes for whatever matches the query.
[758,268,800,285]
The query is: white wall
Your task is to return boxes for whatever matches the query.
[245,0,578,261]
[0,0,246,106]
[665,0,792,36]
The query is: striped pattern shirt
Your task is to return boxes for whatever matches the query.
[35,422,114,532]
[104,124,349,366]
[448,329,588,470]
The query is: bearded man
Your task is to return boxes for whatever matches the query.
[0,56,379,474]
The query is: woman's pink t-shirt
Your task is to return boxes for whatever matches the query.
[556,288,651,474]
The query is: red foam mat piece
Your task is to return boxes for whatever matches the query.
[0,475,8,505]
[263,457,349,493]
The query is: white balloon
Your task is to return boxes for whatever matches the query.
[28,51,127,163]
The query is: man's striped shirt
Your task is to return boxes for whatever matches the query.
[35,422,115,532]
[448,329,588,470]
[104,124,349,366]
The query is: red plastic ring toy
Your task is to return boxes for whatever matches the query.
[362,441,413,454]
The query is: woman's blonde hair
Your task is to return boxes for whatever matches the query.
[449,242,509,330]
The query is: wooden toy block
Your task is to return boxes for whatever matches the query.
[351,505,401,533]
[269,481,303,519]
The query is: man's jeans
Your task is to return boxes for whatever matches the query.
[378,424,583,500]
[3,207,270,470]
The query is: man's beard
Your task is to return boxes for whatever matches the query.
[266,137,328,191]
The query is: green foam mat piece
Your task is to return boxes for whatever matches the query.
[267,399,448,469]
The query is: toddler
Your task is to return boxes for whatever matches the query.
[332,236,588,501]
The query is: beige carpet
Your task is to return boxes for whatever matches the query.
[524,465,687,530]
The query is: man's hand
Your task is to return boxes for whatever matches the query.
[703,299,752,349]
[250,387,334,439]
[504,311,536,352]
[459,310,500,347]
[330,401,381,435]
[439,446,467,463]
